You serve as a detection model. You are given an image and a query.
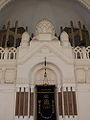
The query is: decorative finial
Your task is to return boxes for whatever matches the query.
[60,26,63,33]
[7,21,11,28]
[78,21,82,29]
[70,21,74,28]
[26,26,28,32]
[2,25,6,29]
[15,21,18,28]
[83,25,86,30]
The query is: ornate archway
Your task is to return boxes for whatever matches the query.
[29,62,63,86]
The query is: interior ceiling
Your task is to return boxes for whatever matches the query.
[0,0,90,10]
[0,0,90,34]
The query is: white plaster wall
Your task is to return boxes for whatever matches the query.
[0,26,90,120]
[0,85,15,120]
[5,69,16,83]
[0,84,90,120]
[77,84,90,120]
[17,40,75,85]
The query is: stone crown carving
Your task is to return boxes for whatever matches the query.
[35,18,55,35]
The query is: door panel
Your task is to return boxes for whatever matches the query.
[36,85,56,120]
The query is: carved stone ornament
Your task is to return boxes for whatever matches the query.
[35,18,55,35]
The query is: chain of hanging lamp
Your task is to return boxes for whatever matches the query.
[43,57,49,85]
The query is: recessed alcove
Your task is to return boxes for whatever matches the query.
[29,62,62,86]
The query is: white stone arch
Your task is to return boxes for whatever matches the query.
[28,61,63,86]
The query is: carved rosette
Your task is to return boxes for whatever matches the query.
[35,18,55,35]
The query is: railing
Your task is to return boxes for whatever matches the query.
[0,47,17,60]
[0,46,90,60]
[74,46,90,59]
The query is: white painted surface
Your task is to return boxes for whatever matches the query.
[77,84,90,120]
[0,19,90,120]
[0,85,15,120]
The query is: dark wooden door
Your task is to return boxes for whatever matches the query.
[36,85,57,120]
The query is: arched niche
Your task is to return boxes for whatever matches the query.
[28,62,63,86]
